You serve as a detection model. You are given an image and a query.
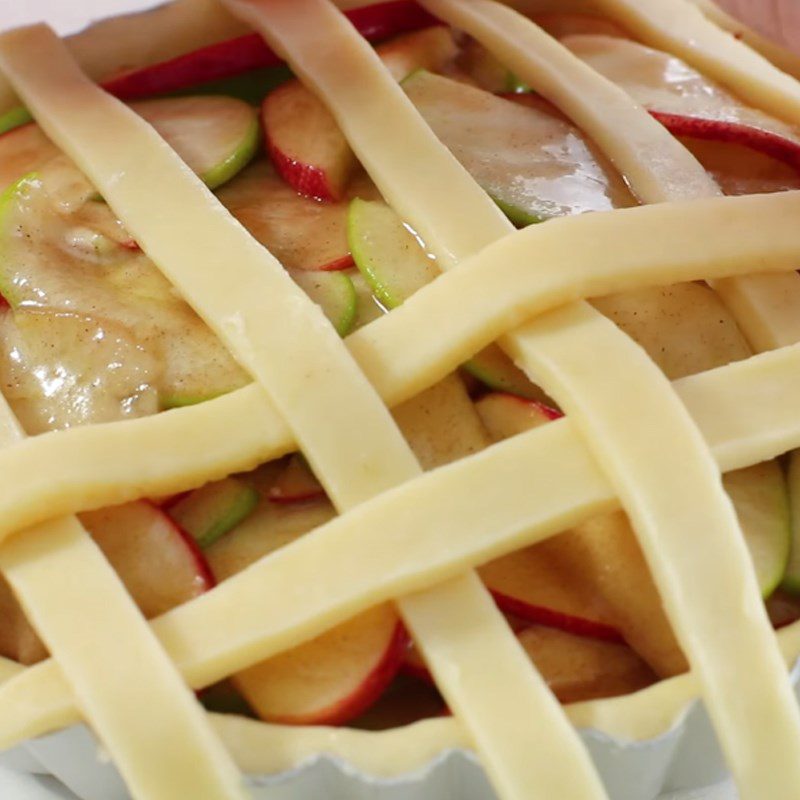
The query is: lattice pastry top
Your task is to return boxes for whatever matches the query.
[1,0,800,798]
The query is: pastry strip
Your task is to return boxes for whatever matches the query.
[0,187,794,539]
[0,23,607,800]
[235,1,800,795]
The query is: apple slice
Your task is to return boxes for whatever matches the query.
[234,604,407,725]
[0,95,258,195]
[562,35,800,169]
[267,454,326,505]
[0,575,48,665]
[475,392,562,440]
[290,269,358,336]
[217,162,381,271]
[204,497,405,724]
[262,27,458,201]
[205,496,337,582]
[100,1,439,102]
[517,625,655,704]
[0,500,214,665]
[402,69,636,224]
[678,136,800,197]
[347,197,550,400]
[80,501,215,618]
[480,541,622,642]
[781,451,800,595]
[167,477,260,549]
[403,623,653,704]
[457,38,528,93]
[262,80,359,202]
[392,373,491,470]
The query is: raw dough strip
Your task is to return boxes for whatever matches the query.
[346,190,800,404]
[1,24,608,800]
[0,317,793,550]
[595,0,800,128]
[687,0,800,80]
[3,342,800,753]
[419,0,800,355]
[0,517,246,800]
[5,611,800,779]
[0,25,418,514]
[0,189,796,542]
[237,1,800,795]
[0,418,245,797]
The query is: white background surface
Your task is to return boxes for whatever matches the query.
[0,0,787,798]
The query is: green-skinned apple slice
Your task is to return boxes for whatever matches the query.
[0,94,258,195]
[290,269,357,336]
[0,175,249,411]
[347,197,549,400]
[217,162,381,271]
[167,477,260,549]
[402,70,636,224]
[262,27,458,201]
[782,452,800,594]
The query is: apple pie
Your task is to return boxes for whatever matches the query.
[2,0,800,798]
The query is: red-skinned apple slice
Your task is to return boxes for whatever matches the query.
[678,136,800,196]
[403,623,653,704]
[563,35,800,170]
[517,625,655,704]
[234,604,408,725]
[204,496,404,724]
[101,1,439,102]
[80,500,214,618]
[475,392,562,439]
[0,500,213,665]
[263,27,458,201]
[267,454,326,505]
[480,541,622,642]
[217,162,381,271]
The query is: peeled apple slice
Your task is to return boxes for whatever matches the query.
[0,94,259,194]
[563,35,800,168]
[402,69,636,224]
[347,197,549,400]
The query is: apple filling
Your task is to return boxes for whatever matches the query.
[1,11,800,747]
